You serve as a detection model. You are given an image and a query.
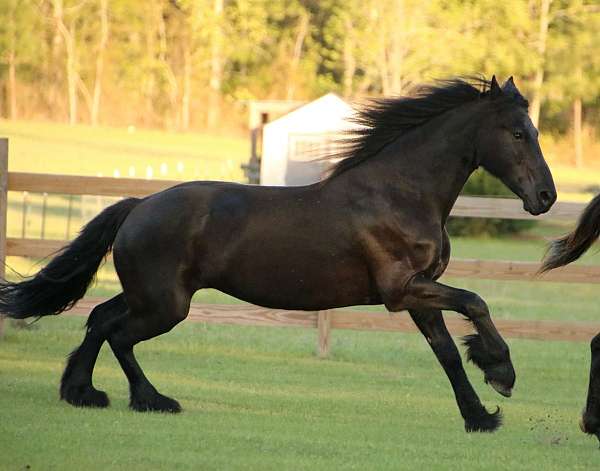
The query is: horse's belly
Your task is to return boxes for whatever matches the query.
[214,252,379,310]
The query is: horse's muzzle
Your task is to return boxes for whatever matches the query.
[523,188,557,216]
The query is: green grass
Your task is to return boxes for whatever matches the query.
[1,317,599,470]
[0,119,248,180]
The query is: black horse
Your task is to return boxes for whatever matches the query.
[541,193,600,442]
[1,76,556,432]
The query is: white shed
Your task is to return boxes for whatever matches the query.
[260,93,357,186]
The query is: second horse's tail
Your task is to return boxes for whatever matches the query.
[0,197,141,319]
[541,193,600,272]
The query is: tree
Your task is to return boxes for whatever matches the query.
[0,0,598,141]
[207,0,224,128]
[49,0,79,124]
[529,0,552,129]
[3,0,18,119]
[545,1,600,167]
[0,0,41,120]
[91,0,109,126]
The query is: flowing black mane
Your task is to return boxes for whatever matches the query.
[327,77,528,179]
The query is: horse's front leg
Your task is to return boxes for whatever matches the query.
[409,309,502,432]
[581,333,600,443]
[387,274,515,398]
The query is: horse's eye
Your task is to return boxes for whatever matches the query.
[513,130,523,140]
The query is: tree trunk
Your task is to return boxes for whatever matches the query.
[46,0,62,117]
[142,5,157,125]
[286,11,309,100]
[373,3,390,95]
[8,51,17,120]
[66,22,78,125]
[91,0,109,126]
[53,0,78,125]
[207,0,224,129]
[529,0,551,129]
[76,75,93,116]
[389,0,404,95]
[7,0,17,120]
[157,5,179,129]
[342,16,356,99]
[181,46,192,131]
[573,97,583,168]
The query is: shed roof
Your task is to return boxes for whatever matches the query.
[263,93,355,134]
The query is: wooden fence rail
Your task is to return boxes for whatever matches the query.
[7,171,588,219]
[66,298,600,345]
[7,172,181,198]
[1,137,599,352]
[451,196,585,221]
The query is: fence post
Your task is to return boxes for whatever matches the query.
[317,310,331,358]
[0,138,8,339]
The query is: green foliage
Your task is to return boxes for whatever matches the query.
[542,1,600,134]
[447,169,535,237]
[0,0,597,132]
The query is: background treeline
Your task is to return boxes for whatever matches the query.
[1,1,599,154]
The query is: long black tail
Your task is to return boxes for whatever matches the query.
[541,193,600,273]
[0,197,141,319]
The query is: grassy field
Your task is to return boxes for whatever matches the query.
[1,317,599,470]
[0,119,248,180]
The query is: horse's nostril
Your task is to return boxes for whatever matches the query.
[539,190,554,205]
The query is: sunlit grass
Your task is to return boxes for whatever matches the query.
[1,317,599,470]
[1,119,248,180]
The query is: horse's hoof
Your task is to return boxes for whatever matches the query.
[130,392,181,413]
[484,362,515,398]
[61,384,110,408]
[580,416,587,433]
[464,406,502,433]
[488,379,512,398]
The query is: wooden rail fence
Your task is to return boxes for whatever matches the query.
[1,137,599,353]
[64,299,600,343]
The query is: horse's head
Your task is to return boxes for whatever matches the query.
[477,76,556,215]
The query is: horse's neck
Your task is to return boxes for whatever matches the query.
[346,104,482,224]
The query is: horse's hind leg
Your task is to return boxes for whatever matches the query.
[580,333,600,442]
[60,294,128,408]
[409,309,501,432]
[106,287,191,413]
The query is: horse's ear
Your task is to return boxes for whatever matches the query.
[502,76,518,95]
[490,75,502,99]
